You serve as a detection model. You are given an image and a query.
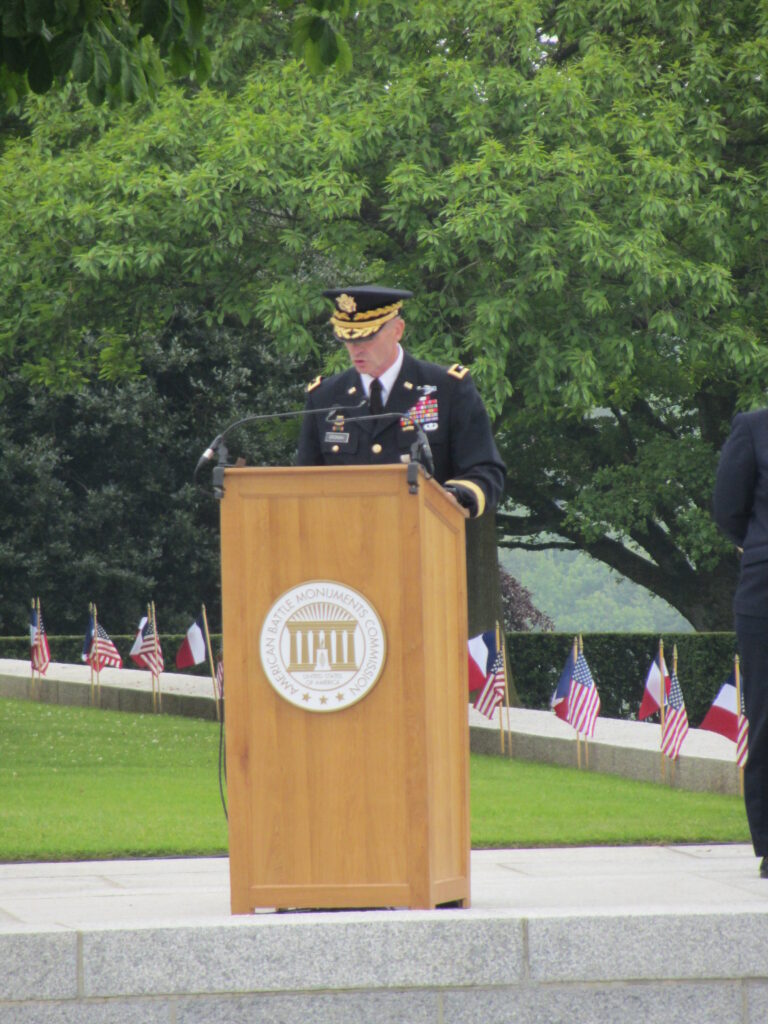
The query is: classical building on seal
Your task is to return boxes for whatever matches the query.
[259,581,387,712]
[285,603,358,672]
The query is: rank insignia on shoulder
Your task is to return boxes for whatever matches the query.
[447,363,469,380]
[307,375,323,392]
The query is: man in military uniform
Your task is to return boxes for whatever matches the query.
[714,408,768,878]
[297,286,506,517]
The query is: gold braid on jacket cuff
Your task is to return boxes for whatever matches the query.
[445,479,486,517]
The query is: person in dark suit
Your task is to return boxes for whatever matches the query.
[713,408,768,877]
[297,285,506,517]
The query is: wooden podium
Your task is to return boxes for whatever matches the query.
[219,464,470,912]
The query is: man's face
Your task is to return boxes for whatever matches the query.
[344,317,403,378]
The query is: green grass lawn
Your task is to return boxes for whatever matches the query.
[471,751,749,847]
[0,697,750,861]
[0,697,229,860]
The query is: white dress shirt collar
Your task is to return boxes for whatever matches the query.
[361,345,404,406]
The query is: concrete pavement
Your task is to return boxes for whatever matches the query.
[0,844,766,931]
[2,847,768,1023]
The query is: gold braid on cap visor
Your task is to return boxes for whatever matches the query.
[330,301,403,340]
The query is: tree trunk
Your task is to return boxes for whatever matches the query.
[465,512,521,705]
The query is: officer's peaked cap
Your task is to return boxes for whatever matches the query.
[323,285,413,340]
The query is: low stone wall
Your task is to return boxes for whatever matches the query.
[469,704,743,795]
[470,717,742,795]
[0,661,218,720]
[3,910,767,1023]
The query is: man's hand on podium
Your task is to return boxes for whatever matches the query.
[443,484,477,517]
[442,486,471,518]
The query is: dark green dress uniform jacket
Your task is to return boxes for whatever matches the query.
[296,351,506,517]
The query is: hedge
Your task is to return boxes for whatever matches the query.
[507,632,738,728]
[4,631,739,729]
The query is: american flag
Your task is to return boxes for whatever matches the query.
[661,667,689,760]
[130,614,164,676]
[29,602,51,675]
[82,616,123,670]
[566,652,600,737]
[474,648,506,718]
[737,688,749,769]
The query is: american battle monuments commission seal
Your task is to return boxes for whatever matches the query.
[259,581,387,712]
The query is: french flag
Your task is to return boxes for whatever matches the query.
[468,631,496,693]
[551,647,575,721]
[175,614,207,669]
[699,673,739,742]
[639,652,671,719]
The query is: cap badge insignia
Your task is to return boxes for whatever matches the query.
[337,293,357,314]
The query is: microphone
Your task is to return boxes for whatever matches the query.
[194,400,368,483]
[194,434,224,478]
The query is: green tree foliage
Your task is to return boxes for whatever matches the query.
[486,0,768,631]
[501,549,691,633]
[2,0,766,628]
[0,320,312,633]
[0,0,351,111]
[0,0,208,108]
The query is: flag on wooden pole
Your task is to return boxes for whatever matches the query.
[29,597,51,676]
[660,646,689,761]
[175,613,207,669]
[639,644,671,719]
[130,610,165,676]
[82,608,122,670]
[200,604,221,721]
[468,629,506,719]
[565,640,600,739]
[736,701,749,770]
[735,655,748,772]
[699,673,740,741]
[551,640,576,722]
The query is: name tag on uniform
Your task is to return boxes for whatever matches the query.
[325,431,350,443]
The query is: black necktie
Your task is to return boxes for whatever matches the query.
[369,378,384,415]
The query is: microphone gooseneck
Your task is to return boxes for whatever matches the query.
[193,400,369,491]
